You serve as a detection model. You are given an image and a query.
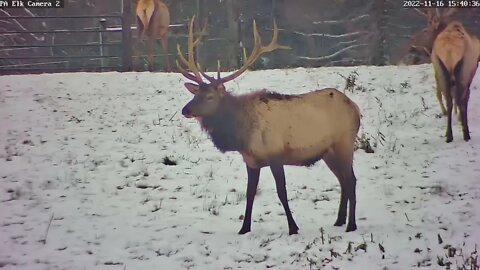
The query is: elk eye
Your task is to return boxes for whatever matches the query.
[206,96,214,101]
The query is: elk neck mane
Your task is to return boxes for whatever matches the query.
[200,92,252,153]
[200,89,296,153]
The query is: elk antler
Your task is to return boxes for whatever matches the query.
[207,20,290,84]
[414,8,429,17]
[177,18,289,86]
[176,15,207,83]
[441,8,457,18]
[414,7,457,22]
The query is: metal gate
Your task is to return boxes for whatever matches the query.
[0,1,132,75]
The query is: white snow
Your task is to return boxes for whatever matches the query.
[1,65,479,269]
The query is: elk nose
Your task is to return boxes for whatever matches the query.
[182,106,193,118]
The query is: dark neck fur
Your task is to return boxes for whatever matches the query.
[201,94,249,153]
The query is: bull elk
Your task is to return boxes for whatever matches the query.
[135,0,170,71]
[431,21,479,142]
[177,17,361,234]
[406,8,457,64]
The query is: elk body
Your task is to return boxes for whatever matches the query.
[135,0,170,71]
[431,21,479,142]
[177,18,361,234]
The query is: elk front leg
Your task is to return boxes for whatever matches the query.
[146,37,155,71]
[133,35,145,71]
[445,89,454,143]
[270,164,299,235]
[436,88,447,115]
[239,166,260,234]
[434,71,447,115]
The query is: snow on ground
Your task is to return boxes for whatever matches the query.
[0,65,479,270]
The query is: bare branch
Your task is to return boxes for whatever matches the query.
[298,44,369,61]
[0,9,44,41]
[292,31,367,38]
[313,14,370,25]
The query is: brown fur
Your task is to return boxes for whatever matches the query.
[135,0,170,71]
[431,21,479,142]
[475,35,480,61]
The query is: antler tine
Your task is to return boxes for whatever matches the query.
[414,8,428,18]
[262,21,290,53]
[193,21,207,47]
[176,15,204,83]
[218,20,290,84]
[187,16,203,80]
[197,62,217,83]
[442,8,457,18]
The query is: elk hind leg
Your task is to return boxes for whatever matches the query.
[270,164,299,235]
[324,148,357,232]
[323,154,347,227]
[458,98,470,141]
[239,166,260,234]
[146,37,155,71]
[456,84,470,141]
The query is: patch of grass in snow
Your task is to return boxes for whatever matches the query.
[162,156,177,166]
[204,196,220,216]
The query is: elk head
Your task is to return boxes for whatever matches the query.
[177,16,290,119]
[404,8,457,64]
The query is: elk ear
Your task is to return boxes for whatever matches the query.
[184,83,199,94]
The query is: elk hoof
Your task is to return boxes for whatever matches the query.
[346,223,357,232]
[289,229,299,235]
[333,220,346,227]
[464,134,471,141]
[238,227,251,235]
[446,137,453,143]
[289,225,299,235]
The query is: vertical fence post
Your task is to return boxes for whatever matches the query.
[122,0,133,71]
[196,0,207,70]
[237,13,243,69]
[99,18,107,70]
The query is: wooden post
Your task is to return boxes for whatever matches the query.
[122,0,133,71]
[237,12,243,69]
[226,0,240,69]
[196,0,208,70]
[99,18,107,70]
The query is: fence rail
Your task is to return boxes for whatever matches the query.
[0,0,131,74]
[2,43,121,48]
[2,0,479,75]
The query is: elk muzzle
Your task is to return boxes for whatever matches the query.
[182,104,194,118]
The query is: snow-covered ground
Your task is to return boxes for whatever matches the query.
[0,65,479,270]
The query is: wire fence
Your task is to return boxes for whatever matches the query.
[1,0,479,74]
